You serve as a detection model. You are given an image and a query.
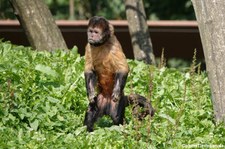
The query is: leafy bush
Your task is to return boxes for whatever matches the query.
[0,41,224,148]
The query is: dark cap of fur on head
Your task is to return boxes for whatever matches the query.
[88,16,110,33]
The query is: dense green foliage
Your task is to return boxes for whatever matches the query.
[0,41,224,148]
[1,0,195,20]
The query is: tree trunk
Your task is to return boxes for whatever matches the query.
[124,0,155,64]
[69,0,75,20]
[191,0,225,123]
[10,0,67,51]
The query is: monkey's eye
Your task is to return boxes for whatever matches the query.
[94,30,99,34]
[89,28,99,33]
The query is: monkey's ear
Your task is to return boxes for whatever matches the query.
[109,23,114,36]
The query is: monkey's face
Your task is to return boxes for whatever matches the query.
[87,27,109,46]
[87,16,111,46]
[87,27,102,45]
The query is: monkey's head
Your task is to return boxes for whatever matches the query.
[87,16,111,46]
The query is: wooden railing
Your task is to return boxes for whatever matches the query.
[0,20,203,59]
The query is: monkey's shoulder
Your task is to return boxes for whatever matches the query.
[108,35,122,48]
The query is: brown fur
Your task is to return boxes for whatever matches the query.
[84,28,129,98]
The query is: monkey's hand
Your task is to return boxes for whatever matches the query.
[88,95,96,104]
[112,91,121,102]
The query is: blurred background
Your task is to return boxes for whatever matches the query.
[0,0,204,69]
[0,0,196,20]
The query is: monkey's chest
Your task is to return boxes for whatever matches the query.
[93,56,115,96]
[97,71,115,96]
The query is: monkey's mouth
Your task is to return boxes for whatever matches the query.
[89,40,105,47]
[88,39,96,44]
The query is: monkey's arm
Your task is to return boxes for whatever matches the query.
[112,72,128,102]
[111,47,129,102]
[85,71,96,103]
[84,45,96,103]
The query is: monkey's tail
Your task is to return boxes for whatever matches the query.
[124,94,155,120]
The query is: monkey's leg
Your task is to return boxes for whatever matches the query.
[110,96,126,125]
[84,101,99,132]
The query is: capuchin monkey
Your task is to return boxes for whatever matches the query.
[83,16,154,132]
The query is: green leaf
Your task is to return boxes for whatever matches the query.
[47,96,60,103]
[71,46,78,55]
[35,64,58,77]
[158,113,176,125]
[30,119,39,131]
